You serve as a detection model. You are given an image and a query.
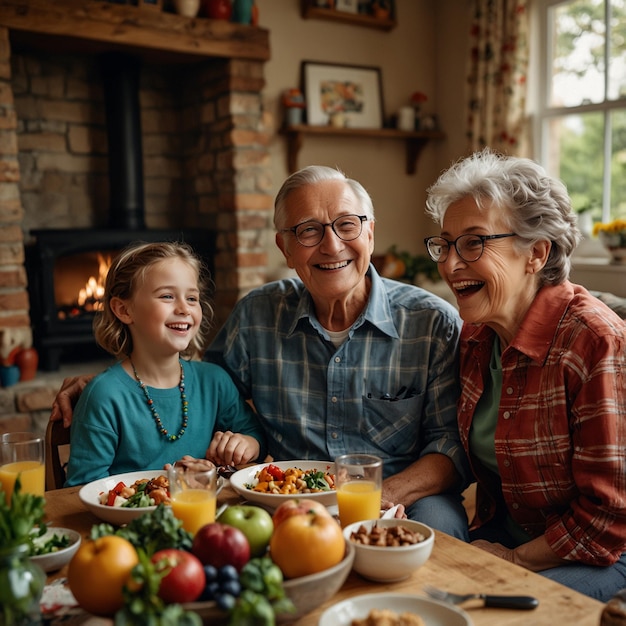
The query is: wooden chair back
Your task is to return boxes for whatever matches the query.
[45,420,70,491]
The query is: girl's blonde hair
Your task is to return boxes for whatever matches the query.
[93,241,214,359]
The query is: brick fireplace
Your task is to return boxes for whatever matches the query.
[0,0,273,431]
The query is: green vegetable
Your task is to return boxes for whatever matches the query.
[121,486,155,509]
[0,476,46,549]
[114,548,201,626]
[29,531,70,556]
[90,504,192,556]
[230,557,295,626]
[303,470,331,491]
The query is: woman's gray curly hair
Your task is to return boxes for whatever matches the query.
[425,148,582,286]
[273,165,375,231]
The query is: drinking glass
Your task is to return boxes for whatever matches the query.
[167,464,217,535]
[0,432,45,504]
[335,453,383,528]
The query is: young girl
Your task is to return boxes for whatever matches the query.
[65,241,265,487]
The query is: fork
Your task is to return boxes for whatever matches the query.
[423,584,539,610]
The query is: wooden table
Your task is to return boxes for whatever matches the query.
[44,486,605,626]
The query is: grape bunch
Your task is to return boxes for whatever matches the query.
[200,564,241,610]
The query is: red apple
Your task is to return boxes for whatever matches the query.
[191,522,251,571]
[272,498,332,529]
[151,549,206,604]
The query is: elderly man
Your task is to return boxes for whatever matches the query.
[50,166,470,538]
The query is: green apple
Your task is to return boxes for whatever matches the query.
[217,504,274,557]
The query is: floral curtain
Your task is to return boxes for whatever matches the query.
[466,0,530,155]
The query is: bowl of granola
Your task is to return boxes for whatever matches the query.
[343,518,434,583]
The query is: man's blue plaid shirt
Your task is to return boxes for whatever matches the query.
[207,265,468,482]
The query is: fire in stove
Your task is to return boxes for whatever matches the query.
[57,253,112,320]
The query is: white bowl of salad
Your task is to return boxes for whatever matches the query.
[79,469,225,526]
[30,527,81,573]
[78,470,173,526]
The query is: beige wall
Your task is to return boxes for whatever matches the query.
[255,0,471,276]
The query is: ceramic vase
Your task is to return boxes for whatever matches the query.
[15,348,38,382]
[232,0,253,24]
[174,0,201,17]
[0,365,20,387]
[203,0,232,20]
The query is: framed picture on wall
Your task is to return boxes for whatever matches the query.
[301,61,384,128]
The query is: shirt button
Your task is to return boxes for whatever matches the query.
[331,432,338,439]
[334,356,341,363]
[503,411,511,419]
[512,502,519,509]
[331,396,338,403]
[506,387,514,395]
[503,459,510,467]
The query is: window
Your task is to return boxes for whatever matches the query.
[535,0,626,223]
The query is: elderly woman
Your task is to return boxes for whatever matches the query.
[423,148,626,601]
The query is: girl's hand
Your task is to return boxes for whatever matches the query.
[164,455,216,472]
[206,431,260,466]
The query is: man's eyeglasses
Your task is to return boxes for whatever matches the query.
[423,233,517,263]
[281,214,368,247]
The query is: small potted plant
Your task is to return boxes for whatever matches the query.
[282,88,306,127]
[371,0,391,19]
[593,218,626,264]
[410,91,428,130]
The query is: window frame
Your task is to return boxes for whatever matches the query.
[533,0,623,223]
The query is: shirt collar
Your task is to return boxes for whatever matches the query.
[286,264,400,340]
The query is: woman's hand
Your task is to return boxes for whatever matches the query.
[471,539,515,562]
[206,431,260,467]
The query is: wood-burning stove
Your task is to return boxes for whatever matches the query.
[26,228,215,371]
[25,52,216,371]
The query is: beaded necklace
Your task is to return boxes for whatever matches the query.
[129,358,188,442]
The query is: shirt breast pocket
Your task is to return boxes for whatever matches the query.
[361,393,424,456]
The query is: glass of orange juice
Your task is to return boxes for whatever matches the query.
[335,454,383,528]
[0,432,45,504]
[167,464,217,535]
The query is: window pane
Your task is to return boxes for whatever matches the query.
[549,0,605,107]
[611,109,626,217]
[545,112,605,217]
[609,0,626,99]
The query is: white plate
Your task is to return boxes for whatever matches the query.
[79,470,224,526]
[30,527,81,573]
[318,593,472,626]
[230,460,337,510]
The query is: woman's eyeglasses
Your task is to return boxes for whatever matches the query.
[423,233,517,263]
[281,214,368,247]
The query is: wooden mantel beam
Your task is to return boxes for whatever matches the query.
[0,0,271,63]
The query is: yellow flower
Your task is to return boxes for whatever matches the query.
[592,219,626,236]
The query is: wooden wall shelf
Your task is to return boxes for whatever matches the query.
[300,1,396,32]
[0,0,270,63]
[281,125,445,176]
